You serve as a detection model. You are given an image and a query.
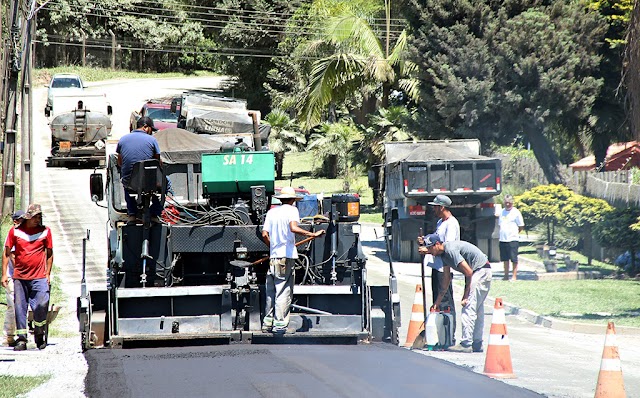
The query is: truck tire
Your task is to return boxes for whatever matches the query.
[398,239,413,263]
[390,221,401,261]
[391,220,417,263]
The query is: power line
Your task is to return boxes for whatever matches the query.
[104,0,407,24]
[42,0,407,34]
[36,39,403,64]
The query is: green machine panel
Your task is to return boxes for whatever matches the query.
[201,151,275,194]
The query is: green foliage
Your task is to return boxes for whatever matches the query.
[514,184,613,252]
[38,0,214,71]
[265,109,306,179]
[593,207,640,275]
[562,195,613,230]
[297,1,417,128]
[356,106,414,167]
[403,1,608,184]
[307,120,362,178]
[265,110,305,150]
[630,167,640,185]
[593,207,640,248]
[515,184,574,230]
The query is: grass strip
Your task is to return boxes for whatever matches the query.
[0,375,51,398]
[489,279,640,328]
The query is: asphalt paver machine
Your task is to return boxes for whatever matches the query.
[79,128,398,349]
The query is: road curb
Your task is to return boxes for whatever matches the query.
[492,296,640,336]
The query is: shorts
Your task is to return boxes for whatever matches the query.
[499,241,519,263]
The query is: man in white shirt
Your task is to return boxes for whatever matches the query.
[499,195,525,281]
[419,194,460,341]
[261,187,325,334]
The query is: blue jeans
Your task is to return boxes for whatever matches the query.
[124,188,162,217]
[14,278,49,341]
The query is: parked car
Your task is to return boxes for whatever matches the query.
[130,100,179,131]
[45,73,85,115]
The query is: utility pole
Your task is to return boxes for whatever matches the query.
[20,5,36,208]
[384,0,390,58]
[110,29,116,70]
[1,0,22,216]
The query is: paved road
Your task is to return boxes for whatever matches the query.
[361,225,640,398]
[84,344,541,398]
[22,77,545,397]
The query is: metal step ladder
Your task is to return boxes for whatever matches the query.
[74,101,87,143]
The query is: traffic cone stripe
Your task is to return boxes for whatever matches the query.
[491,307,506,324]
[411,310,425,322]
[488,334,510,346]
[489,323,507,335]
[404,285,426,347]
[594,322,626,398]
[600,359,622,372]
[604,333,617,347]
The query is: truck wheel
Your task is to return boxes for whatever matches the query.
[390,221,401,261]
[398,239,413,263]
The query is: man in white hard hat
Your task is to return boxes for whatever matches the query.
[261,187,325,334]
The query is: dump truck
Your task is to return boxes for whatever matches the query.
[46,93,113,167]
[369,139,502,263]
[79,127,399,350]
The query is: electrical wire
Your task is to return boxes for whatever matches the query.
[34,39,405,63]
[42,0,407,29]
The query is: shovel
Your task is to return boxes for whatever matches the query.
[229,235,319,267]
[412,228,429,349]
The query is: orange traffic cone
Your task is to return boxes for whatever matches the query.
[404,285,425,347]
[595,322,626,398]
[483,298,516,378]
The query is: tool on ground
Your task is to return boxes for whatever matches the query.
[411,228,430,349]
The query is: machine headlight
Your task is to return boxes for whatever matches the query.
[351,224,361,235]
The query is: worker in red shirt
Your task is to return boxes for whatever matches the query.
[1,204,53,351]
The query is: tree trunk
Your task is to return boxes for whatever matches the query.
[381,82,390,108]
[374,167,384,208]
[327,155,338,179]
[526,125,567,185]
[585,225,593,266]
[328,103,337,123]
[275,152,285,180]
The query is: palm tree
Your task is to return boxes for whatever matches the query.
[265,109,306,180]
[307,121,362,178]
[298,6,418,129]
[360,106,414,206]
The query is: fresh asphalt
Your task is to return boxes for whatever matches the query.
[83,344,542,398]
